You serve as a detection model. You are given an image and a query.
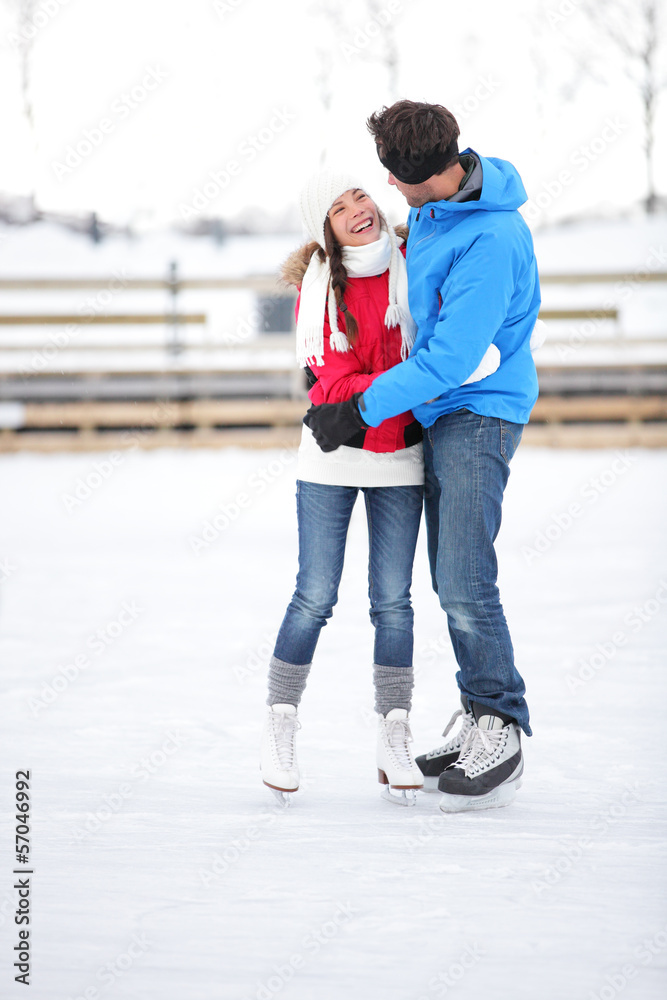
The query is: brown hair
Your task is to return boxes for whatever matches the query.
[321,218,359,344]
[367,100,460,173]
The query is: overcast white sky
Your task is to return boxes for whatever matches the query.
[0,0,664,229]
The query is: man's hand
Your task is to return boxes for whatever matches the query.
[303,393,368,452]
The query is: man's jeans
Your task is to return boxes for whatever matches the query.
[273,480,423,668]
[423,409,531,735]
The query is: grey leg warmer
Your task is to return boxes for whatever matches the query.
[267,655,312,707]
[374,664,414,716]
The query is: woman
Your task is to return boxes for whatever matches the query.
[260,170,499,806]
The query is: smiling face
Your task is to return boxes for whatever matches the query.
[327,188,380,246]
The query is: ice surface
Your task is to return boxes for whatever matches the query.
[1,445,666,999]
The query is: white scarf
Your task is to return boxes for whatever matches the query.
[295,228,416,368]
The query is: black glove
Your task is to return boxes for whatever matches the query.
[303,393,368,452]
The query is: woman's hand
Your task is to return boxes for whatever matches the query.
[303,393,368,452]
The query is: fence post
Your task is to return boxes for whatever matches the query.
[168,260,182,355]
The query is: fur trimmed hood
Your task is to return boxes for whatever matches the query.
[280,224,410,288]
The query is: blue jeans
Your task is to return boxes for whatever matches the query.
[273,480,423,668]
[423,409,531,735]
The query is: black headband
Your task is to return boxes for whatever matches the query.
[378,140,459,184]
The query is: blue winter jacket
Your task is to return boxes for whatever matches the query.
[360,149,541,428]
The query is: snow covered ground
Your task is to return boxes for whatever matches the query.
[1,443,666,999]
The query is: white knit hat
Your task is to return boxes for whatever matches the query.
[295,169,411,367]
[299,169,363,247]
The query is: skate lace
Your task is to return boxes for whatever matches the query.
[383,717,415,771]
[269,712,301,770]
[453,725,508,777]
[426,709,475,759]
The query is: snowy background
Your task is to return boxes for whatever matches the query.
[1,0,667,997]
[0,0,665,227]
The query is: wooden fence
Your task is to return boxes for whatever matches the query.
[0,269,665,451]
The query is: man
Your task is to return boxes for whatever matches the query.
[304,100,541,812]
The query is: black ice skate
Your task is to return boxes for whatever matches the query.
[415,696,475,791]
[437,702,523,812]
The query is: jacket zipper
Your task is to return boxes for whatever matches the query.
[407,220,437,264]
[382,273,389,371]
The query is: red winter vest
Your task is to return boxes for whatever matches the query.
[298,263,420,454]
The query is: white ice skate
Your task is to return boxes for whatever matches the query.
[377,709,424,806]
[260,703,301,807]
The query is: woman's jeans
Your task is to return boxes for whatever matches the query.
[423,409,531,735]
[273,480,423,668]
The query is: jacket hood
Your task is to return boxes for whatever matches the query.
[426,148,527,216]
[280,224,410,287]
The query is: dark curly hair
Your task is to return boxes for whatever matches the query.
[314,218,359,345]
[367,100,460,173]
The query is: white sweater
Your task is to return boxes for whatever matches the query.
[296,424,424,488]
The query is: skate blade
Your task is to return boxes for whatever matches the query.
[263,781,297,808]
[269,787,293,808]
[380,786,419,807]
[438,778,519,813]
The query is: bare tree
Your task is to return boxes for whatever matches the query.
[308,0,403,165]
[310,0,349,166]
[579,0,666,214]
[365,0,400,102]
[4,0,39,216]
